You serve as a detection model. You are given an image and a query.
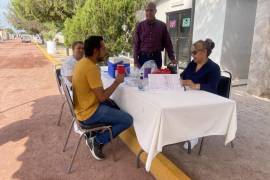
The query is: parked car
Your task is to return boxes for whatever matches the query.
[21,35,32,43]
[33,35,43,44]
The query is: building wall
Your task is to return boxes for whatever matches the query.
[192,0,227,65]
[155,0,192,22]
[247,0,270,98]
[0,29,8,41]
[221,0,257,79]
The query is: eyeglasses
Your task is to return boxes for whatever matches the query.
[191,49,204,55]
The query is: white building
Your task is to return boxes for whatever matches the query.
[144,0,258,81]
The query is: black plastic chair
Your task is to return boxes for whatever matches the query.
[197,71,234,155]
[54,65,66,126]
[61,79,116,173]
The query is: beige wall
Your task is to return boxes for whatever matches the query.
[247,0,270,98]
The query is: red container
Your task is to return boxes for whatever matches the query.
[116,64,125,75]
[152,68,171,74]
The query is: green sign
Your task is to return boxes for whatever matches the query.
[182,18,191,27]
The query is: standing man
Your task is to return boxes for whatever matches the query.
[61,41,84,88]
[72,36,133,160]
[133,2,176,68]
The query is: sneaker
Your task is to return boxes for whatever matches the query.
[85,135,92,149]
[86,137,105,160]
[73,123,83,135]
[84,132,96,149]
[183,138,198,150]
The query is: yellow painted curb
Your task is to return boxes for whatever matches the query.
[36,44,190,180]
[120,128,191,180]
[34,42,62,66]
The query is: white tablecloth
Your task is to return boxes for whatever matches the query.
[101,70,237,171]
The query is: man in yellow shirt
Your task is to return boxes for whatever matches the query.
[72,36,133,160]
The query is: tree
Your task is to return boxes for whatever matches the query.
[63,0,146,55]
[6,11,46,34]
[7,0,86,36]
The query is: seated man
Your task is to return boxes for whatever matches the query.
[72,36,133,160]
[61,41,84,88]
[180,39,221,149]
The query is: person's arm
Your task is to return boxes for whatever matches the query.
[62,58,74,83]
[180,61,193,79]
[162,24,176,63]
[91,74,124,102]
[133,23,141,67]
[199,66,221,93]
[182,65,221,93]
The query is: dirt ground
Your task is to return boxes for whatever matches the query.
[0,40,154,180]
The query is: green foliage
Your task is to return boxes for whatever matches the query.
[6,11,46,34]
[8,0,86,33]
[42,22,57,41]
[63,0,145,55]
[6,28,15,34]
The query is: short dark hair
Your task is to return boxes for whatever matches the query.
[84,36,104,57]
[71,41,83,50]
[145,2,157,10]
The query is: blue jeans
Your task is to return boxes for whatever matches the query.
[80,104,133,144]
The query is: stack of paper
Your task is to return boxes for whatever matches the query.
[148,74,182,90]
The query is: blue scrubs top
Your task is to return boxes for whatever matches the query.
[181,59,221,94]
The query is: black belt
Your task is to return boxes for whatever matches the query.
[140,51,160,57]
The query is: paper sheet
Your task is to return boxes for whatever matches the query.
[148,74,182,90]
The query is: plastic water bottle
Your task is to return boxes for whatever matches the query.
[138,72,144,91]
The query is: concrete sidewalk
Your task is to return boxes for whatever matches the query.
[163,86,270,180]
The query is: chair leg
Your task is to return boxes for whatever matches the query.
[67,133,84,173]
[198,137,204,156]
[230,141,234,148]
[187,141,192,154]
[57,101,66,126]
[108,128,116,161]
[63,118,75,152]
[136,149,144,168]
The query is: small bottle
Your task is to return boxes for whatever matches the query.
[138,72,144,91]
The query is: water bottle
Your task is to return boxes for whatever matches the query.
[138,72,144,91]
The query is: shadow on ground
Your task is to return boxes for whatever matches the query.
[0,95,153,180]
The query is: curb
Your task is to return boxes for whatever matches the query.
[120,128,190,180]
[34,42,62,66]
[36,44,191,180]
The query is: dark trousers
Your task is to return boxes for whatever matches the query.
[138,52,162,68]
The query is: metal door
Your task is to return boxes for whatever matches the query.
[166,9,193,69]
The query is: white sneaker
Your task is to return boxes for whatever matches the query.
[183,138,198,150]
[73,122,83,135]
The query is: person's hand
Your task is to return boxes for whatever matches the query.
[134,62,140,68]
[181,80,199,89]
[170,59,177,65]
[115,74,125,84]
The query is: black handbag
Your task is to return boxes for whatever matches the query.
[102,98,120,110]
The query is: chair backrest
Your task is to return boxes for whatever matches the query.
[61,79,76,118]
[54,65,63,95]
[217,71,232,98]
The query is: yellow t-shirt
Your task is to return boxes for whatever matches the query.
[72,57,103,121]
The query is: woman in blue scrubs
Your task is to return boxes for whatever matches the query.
[181,39,221,94]
[180,39,221,149]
